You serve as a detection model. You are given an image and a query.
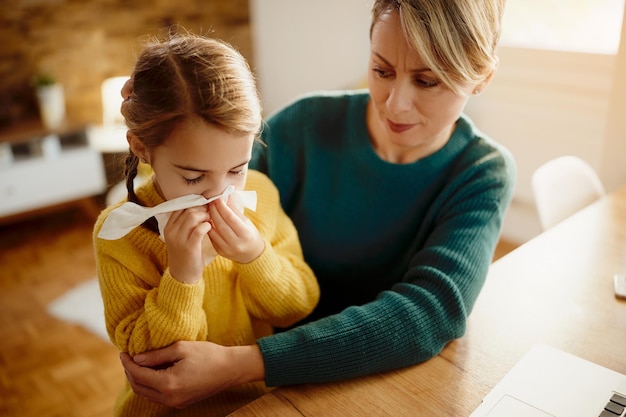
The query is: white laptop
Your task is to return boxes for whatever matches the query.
[469,344,626,417]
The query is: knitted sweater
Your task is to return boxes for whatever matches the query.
[93,170,319,416]
[251,90,516,386]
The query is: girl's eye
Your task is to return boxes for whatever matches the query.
[184,175,204,185]
[229,166,248,176]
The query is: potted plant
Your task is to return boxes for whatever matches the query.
[33,73,66,130]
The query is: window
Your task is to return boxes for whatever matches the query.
[501,0,625,54]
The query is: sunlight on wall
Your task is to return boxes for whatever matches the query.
[501,0,625,54]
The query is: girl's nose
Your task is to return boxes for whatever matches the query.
[201,180,231,199]
[202,188,220,199]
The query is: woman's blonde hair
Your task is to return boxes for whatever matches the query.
[120,31,262,207]
[370,0,505,94]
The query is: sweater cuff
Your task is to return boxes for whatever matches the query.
[257,325,324,387]
[157,271,205,314]
[236,240,281,283]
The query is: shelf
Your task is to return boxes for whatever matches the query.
[0,122,108,220]
[0,130,91,165]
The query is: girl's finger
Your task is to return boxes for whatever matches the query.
[210,198,246,233]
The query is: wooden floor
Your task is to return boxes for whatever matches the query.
[0,203,518,417]
[0,203,123,417]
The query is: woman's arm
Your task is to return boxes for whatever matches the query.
[118,184,506,405]
[257,149,516,386]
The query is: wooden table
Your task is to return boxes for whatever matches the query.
[231,185,626,416]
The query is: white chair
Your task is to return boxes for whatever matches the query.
[532,155,605,230]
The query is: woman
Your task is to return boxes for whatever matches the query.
[120,0,515,408]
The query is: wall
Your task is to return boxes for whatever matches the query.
[250,1,626,245]
[5,1,624,244]
[464,47,616,243]
[249,0,373,116]
[0,0,253,129]
[601,8,626,194]
[465,3,626,243]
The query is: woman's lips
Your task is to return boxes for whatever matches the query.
[387,119,416,133]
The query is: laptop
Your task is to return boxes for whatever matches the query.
[469,344,626,417]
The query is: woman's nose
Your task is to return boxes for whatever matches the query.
[386,82,413,115]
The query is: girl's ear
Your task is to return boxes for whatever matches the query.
[127,132,149,164]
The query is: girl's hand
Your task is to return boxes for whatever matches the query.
[163,206,211,284]
[207,196,265,264]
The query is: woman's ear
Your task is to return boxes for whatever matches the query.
[473,56,499,95]
[127,132,149,164]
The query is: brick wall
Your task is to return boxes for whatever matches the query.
[0,0,252,129]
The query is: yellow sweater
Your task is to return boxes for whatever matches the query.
[93,170,319,417]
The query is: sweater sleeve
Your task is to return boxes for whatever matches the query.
[236,171,320,328]
[257,145,516,385]
[93,213,208,357]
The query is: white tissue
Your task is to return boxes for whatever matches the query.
[98,186,257,241]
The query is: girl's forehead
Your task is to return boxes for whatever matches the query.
[158,118,253,170]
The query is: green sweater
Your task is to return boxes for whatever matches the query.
[251,90,516,386]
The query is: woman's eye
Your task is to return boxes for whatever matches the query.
[372,66,392,78]
[415,77,439,88]
[184,175,204,185]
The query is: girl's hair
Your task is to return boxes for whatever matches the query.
[121,31,262,205]
[370,0,505,94]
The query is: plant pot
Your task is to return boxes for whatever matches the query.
[36,83,66,130]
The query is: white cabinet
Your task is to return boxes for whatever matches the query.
[0,127,107,218]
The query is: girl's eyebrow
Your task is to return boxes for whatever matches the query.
[372,51,431,74]
[173,164,206,173]
[173,160,250,173]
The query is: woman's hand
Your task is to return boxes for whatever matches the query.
[120,341,266,409]
[163,206,211,284]
[207,196,265,264]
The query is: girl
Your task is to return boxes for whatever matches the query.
[93,32,319,416]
